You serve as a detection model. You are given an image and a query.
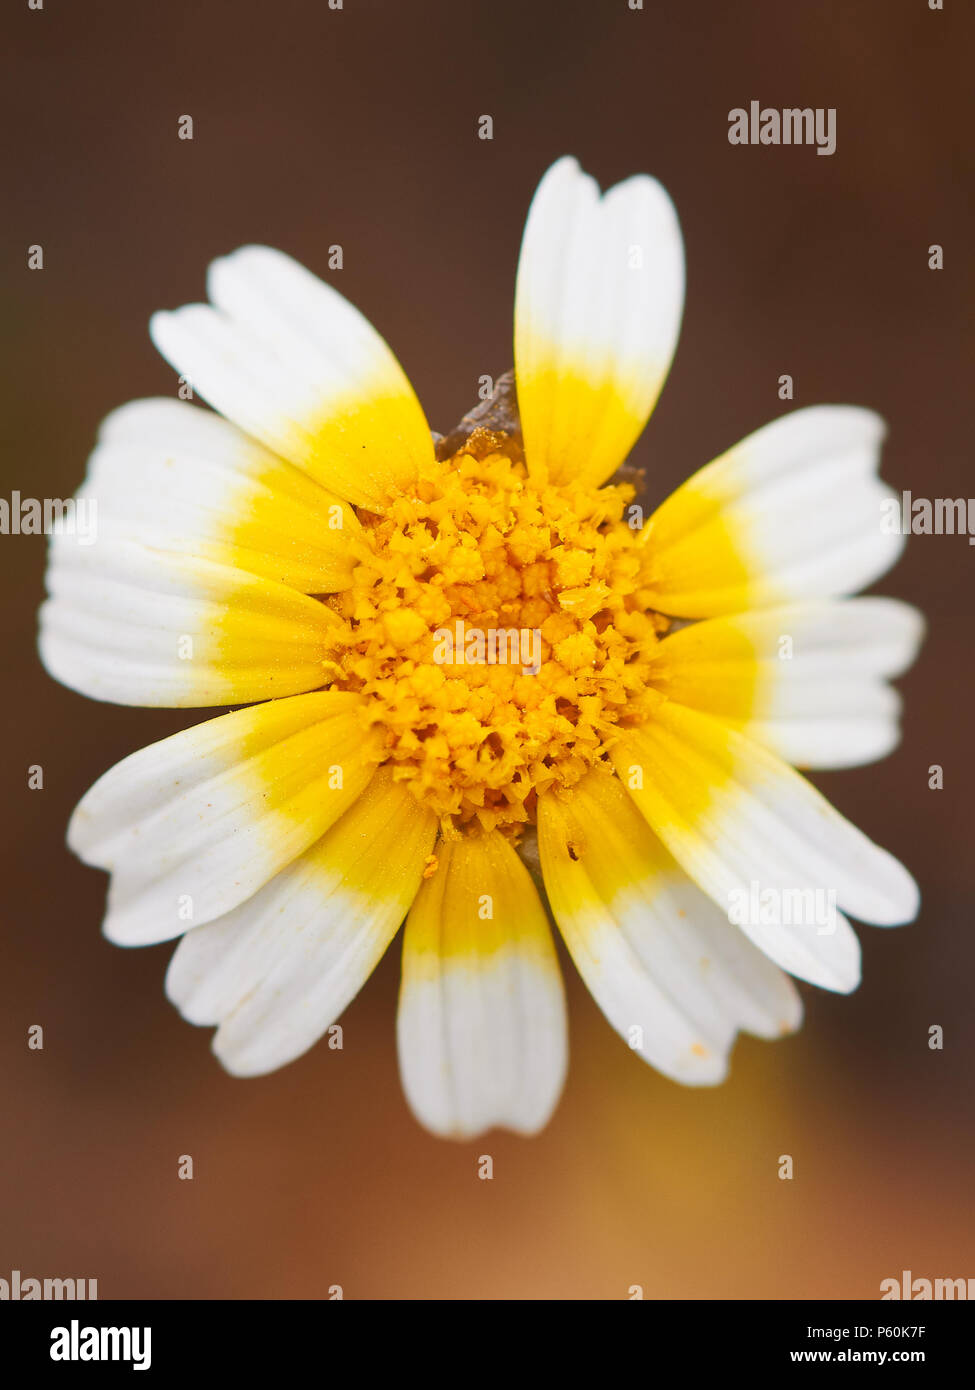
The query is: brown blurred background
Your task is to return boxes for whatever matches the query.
[2,0,972,1299]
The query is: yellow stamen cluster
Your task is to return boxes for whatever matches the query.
[325,430,667,838]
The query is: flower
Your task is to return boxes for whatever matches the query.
[39,156,922,1140]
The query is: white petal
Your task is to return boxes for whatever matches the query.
[613,703,920,991]
[538,771,801,1085]
[39,536,340,707]
[641,406,905,616]
[150,246,434,510]
[397,833,567,1139]
[514,156,684,487]
[69,692,379,944]
[166,766,437,1076]
[652,598,925,768]
[87,397,360,593]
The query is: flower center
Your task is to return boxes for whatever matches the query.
[325,428,667,839]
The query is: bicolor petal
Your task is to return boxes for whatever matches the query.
[85,397,361,593]
[514,156,684,488]
[639,406,904,616]
[150,245,436,511]
[39,535,341,708]
[68,691,381,945]
[612,702,920,991]
[650,598,924,768]
[166,765,437,1076]
[397,831,567,1139]
[538,769,801,1084]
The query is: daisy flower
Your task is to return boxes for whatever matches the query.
[40,157,922,1139]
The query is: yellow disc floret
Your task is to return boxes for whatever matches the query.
[325,428,667,838]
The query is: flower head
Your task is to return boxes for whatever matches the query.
[40,157,922,1138]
